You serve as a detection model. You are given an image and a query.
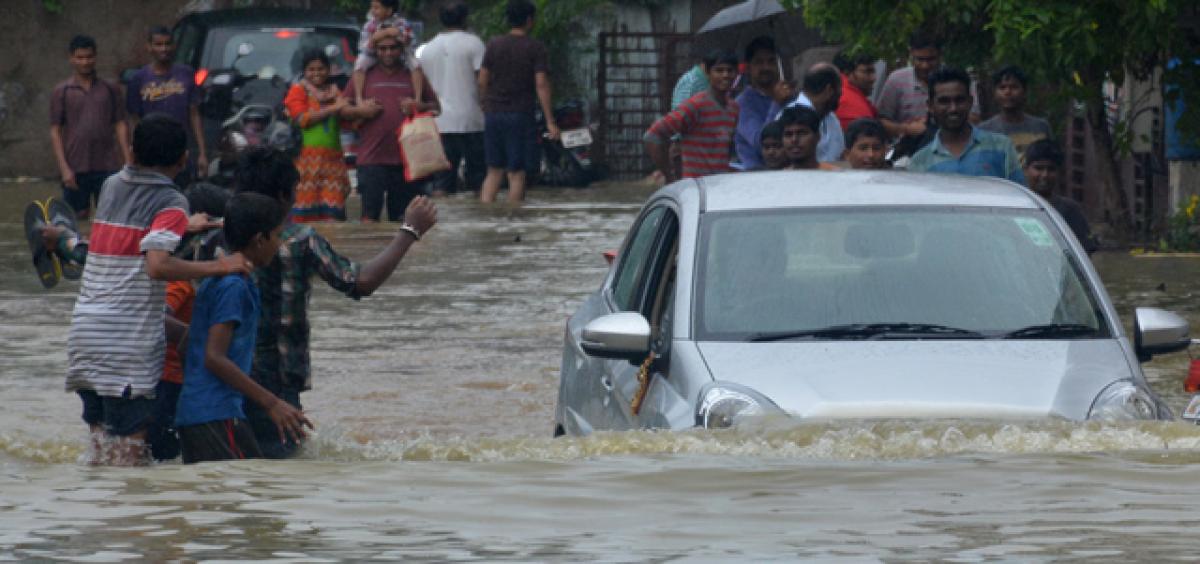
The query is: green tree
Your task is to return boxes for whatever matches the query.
[789,0,1200,233]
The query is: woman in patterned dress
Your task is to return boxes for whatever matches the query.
[284,51,351,222]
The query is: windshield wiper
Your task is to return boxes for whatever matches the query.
[1003,323,1100,339]
[748,323,985,342]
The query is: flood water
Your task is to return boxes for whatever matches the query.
[5,178,1200,560]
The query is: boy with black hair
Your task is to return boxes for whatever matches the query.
[66,115,253,466]
[148,182,232,462]
[1023,139,1096,253]
[782,63,844,163]
[176,192,311,464]
[234,147,437,458]
[978,65,1053,156]
[644,48,740,182]
[126,27,207,185]
[843,118,888,170]
[778,106,835,170]
[50,34,131,220]
[909,68,1023,183]
[758,121,787,171]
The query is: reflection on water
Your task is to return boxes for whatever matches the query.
[5,178,1200,559]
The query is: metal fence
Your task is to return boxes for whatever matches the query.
[596,32,693,181]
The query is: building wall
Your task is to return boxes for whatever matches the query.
[0,0,344,178]
[0,1,199,177]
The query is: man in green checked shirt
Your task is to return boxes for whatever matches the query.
[234,148,437,458]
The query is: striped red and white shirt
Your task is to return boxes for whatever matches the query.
[67,166,188,398]
[645,90,738,178]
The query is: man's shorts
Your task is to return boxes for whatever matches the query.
[484,112,538,172]
[77,386,156,437]
[178,418,263,464]
[62,171,114,215]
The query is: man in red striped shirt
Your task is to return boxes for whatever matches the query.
[644,49,739,183]
[66,115,252,466]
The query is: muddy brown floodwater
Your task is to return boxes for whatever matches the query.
[5,178,1200,560]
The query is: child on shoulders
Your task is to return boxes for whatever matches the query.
[352,0,424,105]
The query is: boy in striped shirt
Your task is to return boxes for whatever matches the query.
[66,115,252,466]
[644,49,739,183]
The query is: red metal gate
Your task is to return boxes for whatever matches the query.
[596,32,693,181]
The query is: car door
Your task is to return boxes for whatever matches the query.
[599,203,679,430]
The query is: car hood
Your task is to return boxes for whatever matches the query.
[695,340,1136,420]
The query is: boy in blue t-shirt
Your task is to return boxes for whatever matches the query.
[176,192,312,464]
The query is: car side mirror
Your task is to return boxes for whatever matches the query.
[581,312,651,362]
[1134,307,1191,361]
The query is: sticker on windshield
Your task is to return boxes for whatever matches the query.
[1014,217,1053,247]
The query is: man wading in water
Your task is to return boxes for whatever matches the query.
[234,148,437,458]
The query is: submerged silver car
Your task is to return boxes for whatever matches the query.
[555,171,1192,436]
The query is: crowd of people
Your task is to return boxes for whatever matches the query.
[52,0,556,229]
[644,32,1095,249]
[42,3,1102,466]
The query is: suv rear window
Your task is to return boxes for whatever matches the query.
[201,27,358,81]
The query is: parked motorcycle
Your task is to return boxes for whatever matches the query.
[534,99,605,187]
[207,103,299,186]
[202,42,301,186]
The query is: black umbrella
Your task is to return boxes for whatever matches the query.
[695,0,787,33]
[693,0,824,78]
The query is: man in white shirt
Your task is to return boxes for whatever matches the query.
[416,1,486,194]
[782,63,844,163]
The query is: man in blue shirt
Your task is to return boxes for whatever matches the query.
[734,36,782,170]
[176,192,312,464]
[909,67,1025,184]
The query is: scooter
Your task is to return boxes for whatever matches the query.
[535,99,605,187]
[201,42,300,186]
[207,103,299,186]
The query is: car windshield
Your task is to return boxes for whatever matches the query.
[695,207,1109,341]
[202,27,357,81]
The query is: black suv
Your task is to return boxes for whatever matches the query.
[169,8,361,152]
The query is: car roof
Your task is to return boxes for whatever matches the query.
[177,8,358,30]
[689,170,1043,213]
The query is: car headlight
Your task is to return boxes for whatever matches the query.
[1087,380,1159,421]
[695,383,780,429]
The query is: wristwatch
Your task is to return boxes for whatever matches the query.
[399,223,421,241]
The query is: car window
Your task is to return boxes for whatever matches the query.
[612,206,668,311]
[696,207,1108,340]
[203,27,358,81]
[174,23,205,68]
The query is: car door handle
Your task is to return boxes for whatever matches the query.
[600,375,614,392]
